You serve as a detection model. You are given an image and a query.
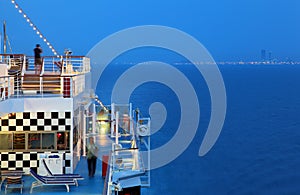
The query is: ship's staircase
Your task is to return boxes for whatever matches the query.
[7,55,25,95]
[7,55,62,95]
[21,74,61,94]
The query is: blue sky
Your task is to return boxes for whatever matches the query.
[0,0,299,61]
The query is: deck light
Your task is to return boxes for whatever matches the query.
[10,0,61,57]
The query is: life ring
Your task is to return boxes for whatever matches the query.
[137,125,149,136]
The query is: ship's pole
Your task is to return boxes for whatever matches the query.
[3,20,6,54]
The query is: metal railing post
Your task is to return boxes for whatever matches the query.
[40,76,43,97]
[40,59,45,76]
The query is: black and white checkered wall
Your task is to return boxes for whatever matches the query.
[0,151,72,174]
[0,112,71,131]
[0,111,72,174]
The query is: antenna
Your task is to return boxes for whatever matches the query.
[10,0,60,57]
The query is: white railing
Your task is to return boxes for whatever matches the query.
[0,54,90,100]
[0,54,91,76]
[25,56,60,75]
[0,74,87,100]
[61,56,90,75]
[104,103,151,194]
[0,75,14,101]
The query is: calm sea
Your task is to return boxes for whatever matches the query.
[96,63,300,194]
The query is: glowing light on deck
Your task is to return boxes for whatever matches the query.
[95,97,108,112]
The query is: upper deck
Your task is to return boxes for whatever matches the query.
[0,54,91,101]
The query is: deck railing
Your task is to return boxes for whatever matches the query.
[0,54,91,75]
[0,75,14,101]
[0,73,88,100]
[0,54,90,100]
[0,54,26,69]
[102,104,151,195]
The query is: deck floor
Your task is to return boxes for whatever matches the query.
[1,135,105,194]
[1,157,105,194]
[1,135,150,195]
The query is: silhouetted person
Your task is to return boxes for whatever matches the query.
[34,44,42,74]
[86,137,98,177]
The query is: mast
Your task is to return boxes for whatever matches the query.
[3,20,7,54]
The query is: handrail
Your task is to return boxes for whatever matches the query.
[0,54,90,101]
[1,54,90,76]
[0,54,26,57]
[0,74,86,101]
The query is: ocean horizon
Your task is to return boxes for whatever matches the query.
[96,62,300,194]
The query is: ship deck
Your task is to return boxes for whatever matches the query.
[8,157,106,195]
[0,134,149,195]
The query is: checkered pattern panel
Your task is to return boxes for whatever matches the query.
[0,112,71,131]
[0,151,71,174]
[0,111,72,174]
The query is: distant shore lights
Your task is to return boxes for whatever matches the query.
[11,0,60,58]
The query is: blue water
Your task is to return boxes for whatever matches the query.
[96,63,300,194]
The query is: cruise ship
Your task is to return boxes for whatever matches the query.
[0,1,151,195]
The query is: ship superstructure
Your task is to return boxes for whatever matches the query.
[0,54,92,175]
[0,53,151,195]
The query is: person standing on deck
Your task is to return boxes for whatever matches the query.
[34,44,42,74]
[86,137,99,177]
